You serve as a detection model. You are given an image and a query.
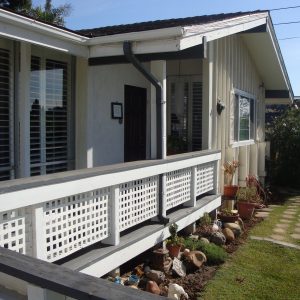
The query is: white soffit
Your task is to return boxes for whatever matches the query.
[89,13,268,57]
[180,12,268,50]
[0,9,89,57]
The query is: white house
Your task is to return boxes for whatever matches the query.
[0,8,293,298]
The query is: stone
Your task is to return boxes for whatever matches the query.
[255,211,269,219]
[146,281,161,295]
[189,234,199,240]
[275,223,289,229]
[294,227,300,233]
[200,237,210,244]
[210,232,226,246]
[224,223,242,237]
[172,257,186,277]
[280,219,292,223]
[168,283,189,300]
[273,228,286,234]
[270,234,285,241]
[145,269,165,284]
[183,250,207,268]
[284,210,296,215]
[237,218,245,231]
[282,214,294,219]
[290,233,300,239]
[222,228,235,242]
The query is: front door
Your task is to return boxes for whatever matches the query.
[124,85,146,162]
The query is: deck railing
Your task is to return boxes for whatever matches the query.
[0,150,220,262]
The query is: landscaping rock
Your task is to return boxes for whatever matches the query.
[168,283,189,299]
[189,234,199,240]
[237,217,245,231]
[222,228,235,242]
[200,237,210,244]
[210,232,226,246]
[146,281,161,295]
[145,269,165,284]
[172,257,186,277]
[183,250,207,268]
[224,222,242,237]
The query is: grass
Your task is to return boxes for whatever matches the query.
[201,194,300,300]
[251,197,300,245]
[202,239,300,300]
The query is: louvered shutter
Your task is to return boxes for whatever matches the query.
[0,47,13,181]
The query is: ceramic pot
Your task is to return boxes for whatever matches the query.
[237,202,255,220]
[223,185,238,198]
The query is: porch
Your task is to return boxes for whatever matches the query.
[0,149,221,278]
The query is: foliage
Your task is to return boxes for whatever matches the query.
[267,106,300,187]
[183,238,228,265]
[167,135,187,155]
[166,223,184,246]
[236,186,258,203]
[223,160,239,185]
[219,208,235,217]
[199,212,212,226]
[0,0,71,26]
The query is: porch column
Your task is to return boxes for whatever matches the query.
[202,41,214,150]
[17,42,31,178]
[150,60,167,159]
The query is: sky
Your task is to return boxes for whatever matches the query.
[33,0,300,95]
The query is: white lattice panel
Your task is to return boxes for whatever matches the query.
[0,209,26,254]
[166,168,191,209]
[119,176,158,232]
[196,163,215,196]
[44,188,110,261]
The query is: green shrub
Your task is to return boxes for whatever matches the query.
[183,238,228,265]
[198,212,211,226]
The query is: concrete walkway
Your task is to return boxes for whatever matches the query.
[251,197,300,249]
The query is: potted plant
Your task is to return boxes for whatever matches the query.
[166,223,184,258]
[218,208,239,223]
[236,186,257,220]
[223,160,240,198]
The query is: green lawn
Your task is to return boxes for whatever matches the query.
[202,195,300,300]
[202,239,300,300]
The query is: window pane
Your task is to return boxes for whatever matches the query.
[239,96,250,141]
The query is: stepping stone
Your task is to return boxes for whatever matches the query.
[255,212,269,218]
[280,219,292,223]
[256,207,273,212]
[290,234,300,240]
[282,214,295,219]
[273,228,286,234]
[284,211,297,215]
[270,234,285,241]
[269,205,280,208]
[293,227,300,233]
[275,223,289,229]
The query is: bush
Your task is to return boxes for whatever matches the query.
[183,238,228,265]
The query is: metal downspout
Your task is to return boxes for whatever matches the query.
[123,41,168,223]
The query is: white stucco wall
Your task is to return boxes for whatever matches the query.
[85,63,151,167]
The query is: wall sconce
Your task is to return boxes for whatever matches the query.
[217,99,225,115]
[111,102,123,124]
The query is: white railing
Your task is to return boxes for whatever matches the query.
[0,150,220,262]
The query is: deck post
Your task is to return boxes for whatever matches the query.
[103,185,120,246]
[184,166,197,207]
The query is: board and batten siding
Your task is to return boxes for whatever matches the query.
[211,34,266,187]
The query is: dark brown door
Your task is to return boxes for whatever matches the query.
[124,85,147,162]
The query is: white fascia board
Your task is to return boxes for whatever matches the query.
[87,26,183,45]
[266,19,293,102]
[89,38,181,57]
[179,14,268,50]
[0,10,89,57]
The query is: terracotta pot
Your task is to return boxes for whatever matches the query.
[237,202,255,220]
[223,185,238,198]
[166,244,181,258]
[218,214,239,223]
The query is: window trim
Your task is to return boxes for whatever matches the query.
[232,88,256,146]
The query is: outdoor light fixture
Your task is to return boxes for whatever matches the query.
[217,99,225,115]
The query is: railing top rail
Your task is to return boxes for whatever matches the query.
[0,247,164,300]
[0,149,221,195]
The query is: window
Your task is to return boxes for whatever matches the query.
[234,90,256,142]
[168,77,202,153]
[30,54,73,176]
